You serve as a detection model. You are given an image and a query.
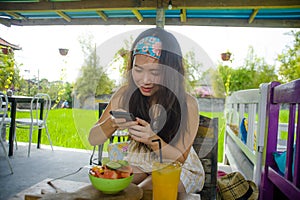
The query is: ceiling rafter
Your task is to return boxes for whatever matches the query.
[0,18,11,27]
[5,11,26,20]
[96,10,108,21]
[132,9,143,22]
[180,9,186,23]
[0,0,300,11]
[0,0,299,28]
[3,17,298,27]
[249,9,259,24]
[56,10,71,22]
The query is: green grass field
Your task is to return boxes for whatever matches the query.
[9,108,290,163]
[201,112,226,162]
[12,109,125,154]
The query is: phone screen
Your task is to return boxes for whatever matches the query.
[109,111,135,121]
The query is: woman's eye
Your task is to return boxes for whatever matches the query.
[134,67,142,73]
[151,70,160,76]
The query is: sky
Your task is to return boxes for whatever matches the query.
[1,24,298,83]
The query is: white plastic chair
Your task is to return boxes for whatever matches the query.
[15,93,53,157]
[0,92,13,173]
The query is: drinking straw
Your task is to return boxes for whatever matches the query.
[152,139,162,163]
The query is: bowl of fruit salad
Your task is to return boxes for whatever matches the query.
[89,160,133,194]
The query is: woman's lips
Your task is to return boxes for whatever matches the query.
[141,86,153,93]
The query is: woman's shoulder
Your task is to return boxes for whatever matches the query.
[111,85,128,98]
[110,85,127,108]
[185,93,199,121]
[185,93,198,108]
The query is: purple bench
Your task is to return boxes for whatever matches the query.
[260,79,300,199]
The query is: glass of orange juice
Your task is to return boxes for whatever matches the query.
[152,160,182,200]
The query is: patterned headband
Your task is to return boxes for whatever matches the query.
[133,36,162,59]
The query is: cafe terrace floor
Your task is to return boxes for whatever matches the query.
[0,142,100,200]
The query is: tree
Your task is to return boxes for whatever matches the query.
[113,36,133,79]
[244,46,278,88]
[74,34,115,108]
[183,51,204,92]
[0,47,21,92]
[24,78,72,108]
[277,30,300,83]
[217,46,278,95]
[63,82,73,106]
[16,78,29,95]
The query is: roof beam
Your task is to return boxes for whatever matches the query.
[5,11,26,20]
[180,9,186,23]
[132,9,143,22]
[6,17,300,28]
[96,10,108,21]
[0,0,299,28]
[56,11,71,22]
[0,18,11,27]
[248,9,259,24]
[180,0,300,9]
[0,0,300,11]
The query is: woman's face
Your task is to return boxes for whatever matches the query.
[132,54,161,96]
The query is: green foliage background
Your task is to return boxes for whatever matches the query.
[277,30,300,82]
[0,47,20,91]
[73,34,115,108]
[217,46,279,95]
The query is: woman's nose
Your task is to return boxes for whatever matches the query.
[142,72,152,84]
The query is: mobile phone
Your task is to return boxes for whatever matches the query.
[109,111,136,121]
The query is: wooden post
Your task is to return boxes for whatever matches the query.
[156,7,165,29]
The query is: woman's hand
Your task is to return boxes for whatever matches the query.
[128,118,158,145]
[110,116,138,130]
[110,109,138,130]
[128,118,186,163]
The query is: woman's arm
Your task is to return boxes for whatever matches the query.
[88,87,139,146]
[88,102,117,146]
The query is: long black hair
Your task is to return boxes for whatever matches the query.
[120,28,188,148]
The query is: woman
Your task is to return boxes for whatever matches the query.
[89,28,204,193]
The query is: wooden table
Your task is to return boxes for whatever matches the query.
[10,179,200,200]
[7,95,44,156]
